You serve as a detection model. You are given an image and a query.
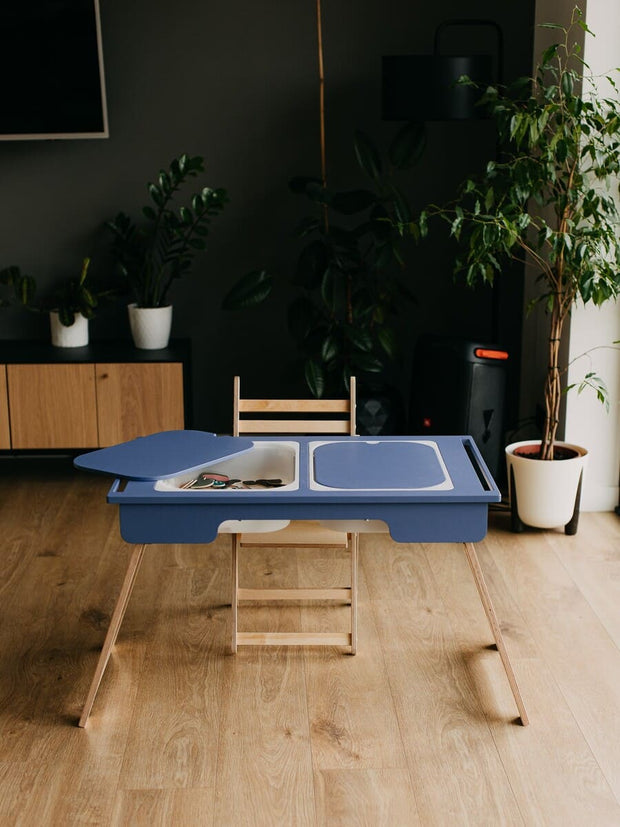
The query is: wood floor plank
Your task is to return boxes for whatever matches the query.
[422,530,620,825]
[214,646,317,826]
[363,537,525,826]
[302,578,408,771]
[487,513,620,803]
[314,769,422,826]
[119,542,231,790]
[111,788,215,826]
[548,510,620,645]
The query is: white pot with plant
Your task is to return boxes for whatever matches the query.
[43,257,115,348]
[410,8,620,533]
[107,153,227,349]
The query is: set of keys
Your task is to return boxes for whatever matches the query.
[181,472,284,490]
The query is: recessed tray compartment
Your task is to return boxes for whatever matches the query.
[155,440,300,492]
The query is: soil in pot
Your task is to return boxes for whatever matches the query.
[512,444,579,461]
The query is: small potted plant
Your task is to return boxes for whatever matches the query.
[408,8,620,533]
[0,265,36,310]
[41,257,115,347]
[107,153,228,349]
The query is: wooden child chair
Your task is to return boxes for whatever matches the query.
[231,375,359,653]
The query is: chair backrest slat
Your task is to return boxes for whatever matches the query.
[238,398,350,413]
[233,376,356,437]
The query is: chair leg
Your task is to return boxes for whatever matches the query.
[78,543,147,728]
[350,533,358,655]
[231,534,239,654]
[462,542,529,726]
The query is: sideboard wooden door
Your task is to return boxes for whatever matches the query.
[0,366,10,449]
[7,363,99,449]
[95,362,185,446]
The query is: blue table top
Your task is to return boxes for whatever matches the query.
[74,433,500,505]
[75,433,500,544]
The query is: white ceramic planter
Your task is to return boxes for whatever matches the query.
[505,440,587,531]
[50,311,89,347]
[128,303,172,349]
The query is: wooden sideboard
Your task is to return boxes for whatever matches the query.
[0,339,191,450]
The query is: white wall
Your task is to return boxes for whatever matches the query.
[564,0,620,511]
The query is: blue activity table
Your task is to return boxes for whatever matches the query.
[75,431,529,727]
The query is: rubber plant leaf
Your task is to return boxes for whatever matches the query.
[221,270,273,310]
[354,130,382,182]
[388,120,426,170]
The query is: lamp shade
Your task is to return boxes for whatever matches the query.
[382,54,493,121]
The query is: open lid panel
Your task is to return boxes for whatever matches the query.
[74,430,255,480]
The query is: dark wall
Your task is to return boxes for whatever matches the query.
[0,0,534,434]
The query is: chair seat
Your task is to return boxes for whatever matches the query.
[239,520,349,548]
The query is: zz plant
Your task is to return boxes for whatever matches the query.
[107,154,228,308]
[411,7,620,459]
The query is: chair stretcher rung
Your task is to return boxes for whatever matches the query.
[240,522,349,547]
[237,587,351,601]
[238,419,351,434]
[236,632,352,646]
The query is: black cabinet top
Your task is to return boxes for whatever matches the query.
[0,338,191,364]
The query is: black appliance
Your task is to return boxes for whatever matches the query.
[409,334,508,479]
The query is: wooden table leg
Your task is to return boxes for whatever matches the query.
[350,533,358,655]
[78,543,147,728]
[462,542,530,726]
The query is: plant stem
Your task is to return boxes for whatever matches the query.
[316,0,329,233]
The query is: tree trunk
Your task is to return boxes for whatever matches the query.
[541,300,565,460]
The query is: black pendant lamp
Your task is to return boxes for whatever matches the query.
[382,19,503,122]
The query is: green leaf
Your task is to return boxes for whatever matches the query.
[351,353,384,372]
[346,326,373,352]
[388,121,426,169]
[221,270,273,310]
[377,326,398,358]
[321,334,339,364]
[305,359,325,397]
[353,130,382,181]
[148,183,164,207]
[541,43,559,66]
[561,71,574,96]
[388,184,412,224]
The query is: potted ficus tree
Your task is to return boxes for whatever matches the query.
[107,153,228,349]
[409,7,620,533]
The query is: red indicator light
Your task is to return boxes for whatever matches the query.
[474,348,508,361]
[423,417,432,428]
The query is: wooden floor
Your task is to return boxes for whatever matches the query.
[1,458,620,826]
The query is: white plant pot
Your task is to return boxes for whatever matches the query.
[50,311,89,348]
[505,440,588,532]
[128,303,172,350]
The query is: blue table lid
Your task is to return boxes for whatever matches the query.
[313,440,448,489]
[74,430,254,480]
